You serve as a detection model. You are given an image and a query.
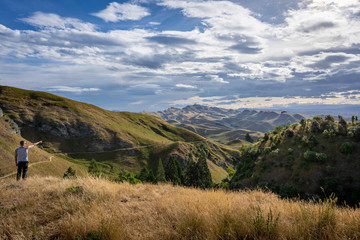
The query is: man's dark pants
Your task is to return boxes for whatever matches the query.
[17,162,28,180]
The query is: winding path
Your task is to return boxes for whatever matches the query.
[0,156,53,180]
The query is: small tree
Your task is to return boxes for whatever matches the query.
[245,133,254,143]
[156,158,166,182]
[137,167,150,182]
[88,159,101,177]
[300,118,306,129]
[183,158,201,187]
[63,167,76,179]
[313,116,322,121]
[197,158,212,188]
[165,156,181,185]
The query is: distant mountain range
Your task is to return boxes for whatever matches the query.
[149,105,307,142]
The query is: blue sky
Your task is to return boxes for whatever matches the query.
[0,0,359,113]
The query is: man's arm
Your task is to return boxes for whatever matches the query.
[15,150,18,166]
[27,140,43,149]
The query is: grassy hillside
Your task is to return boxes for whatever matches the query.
[0,86,238,182]
[0,117,86,178]
[230,117,360,205]
[169,122,263,146]
[1,176,359,239]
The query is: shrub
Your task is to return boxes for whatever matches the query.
[311,120,321,133]
[117,172,142,184]
[285,156,294,168]
[253,206,280,238]
[287,148,294,155]
[279,183,299,198]
[66,186,83,193]
[300,118,306,128]
[301,136,309,145]
[63,167,76,179]
[325,115,335,122]
[88,159,101,177]
[322,130,329,138]
[251,173,260,183]
[313,116,322,121]
[273,125,284,134]
[340,142,353,154]
[269,149,279,158]
[304,150,317,162]
[264,147,271,154]
[263,133,269,141]
[316,153,328,163]
[285,129,294,137]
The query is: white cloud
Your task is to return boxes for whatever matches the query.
[129,100,144,105]
[1,0,360,111]
[175,84,197,89]
[92,2,150,22]
[172,90,360,109]
[208,75,229,84]
[21,12,96,31]
[46,86,100,93]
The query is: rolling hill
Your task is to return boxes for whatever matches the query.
[0,86,239,182]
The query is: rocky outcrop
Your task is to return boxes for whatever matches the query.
[0,107,3,118]
[36,120,97,139]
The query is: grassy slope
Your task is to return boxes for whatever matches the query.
[1,176,359,239]
[231,120,360,204]
[0,86,238,182]
[0,117,86,178]
[172,122,264,145]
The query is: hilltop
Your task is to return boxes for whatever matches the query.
[1,176,359,239]
[230,116,360,205]
[0,86,238,182]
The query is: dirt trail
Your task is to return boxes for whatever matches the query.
[0,156,53,180]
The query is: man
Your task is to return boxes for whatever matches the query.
[15,140,42,180]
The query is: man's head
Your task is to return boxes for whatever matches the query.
[20,140,26,147]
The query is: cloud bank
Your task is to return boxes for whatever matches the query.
[0,0,359,111]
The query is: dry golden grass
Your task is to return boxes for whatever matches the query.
[0,176,359,240]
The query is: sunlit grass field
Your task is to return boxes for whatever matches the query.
[1,176,359,239]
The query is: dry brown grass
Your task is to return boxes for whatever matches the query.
[0,176,359,240]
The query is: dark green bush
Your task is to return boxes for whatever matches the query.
[316,153,328,163]
[279,183,299,198]
[63,167,76,179]
[304,150,317,162]
[340,142,353,154]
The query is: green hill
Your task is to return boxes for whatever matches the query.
[230,116,360,205]
[0,86,239,182]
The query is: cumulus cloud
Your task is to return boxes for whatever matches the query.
[175,84,197,89]
[208,75,229,84]
[92,2,150,22]
[1,0,360,111]
[21,12,96,31]
[172,90,360,109]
